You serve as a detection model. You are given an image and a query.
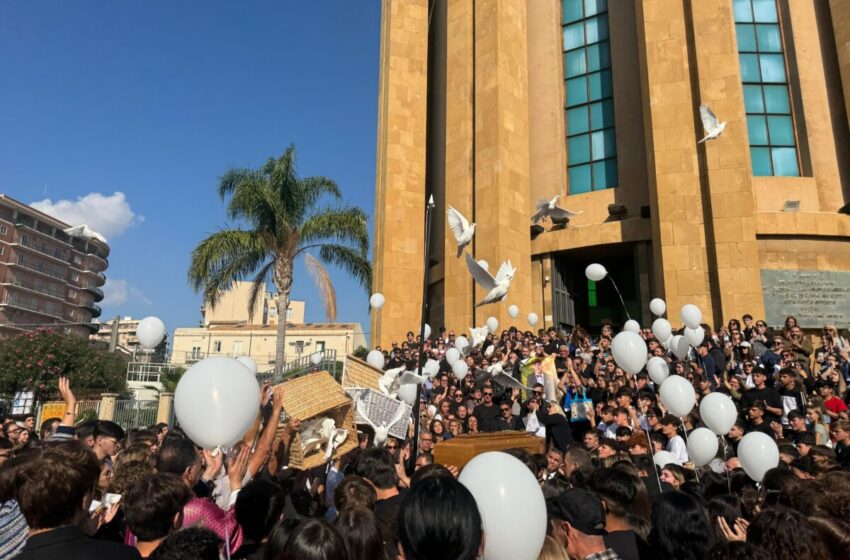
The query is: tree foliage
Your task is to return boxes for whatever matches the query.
[0,329,128,396]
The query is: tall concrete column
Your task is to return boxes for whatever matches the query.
[831,0,850,132]
[98,393,118,422]
[371,0,430,348]
[156,392,174,425]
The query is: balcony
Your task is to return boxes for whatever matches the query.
[8,258,67,283]
[84,285,104,302]
[0,294,65,321]
[12,235,67,265]
[82,302,102,318]
[4,276,65,301]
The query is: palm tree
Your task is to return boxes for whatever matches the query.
[188,145,371,373]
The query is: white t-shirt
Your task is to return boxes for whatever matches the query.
[667,435,688,464]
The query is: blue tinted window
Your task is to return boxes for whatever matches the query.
[567,106,589,135]
[565,49,587,78]
[759,53,786,82]
[569,165,593,194]
[743,85,764,113]
[587,70,612,101]
[591,129,617,160]
[589,99,615,130]
[586,42,610,73]
[736,25,757,51]
[767,116,795,146]
[585,15,609,44]
[772,147,799,176]
[593,160,618,189]
[585,0,606,17]
[762,85,790,113]
[735,0,799,176]
[563,0,583,24]
[566,76,588,106]
[564,22,584,50]
[568,135,591,165]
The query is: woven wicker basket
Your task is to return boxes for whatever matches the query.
[274,371,357,470]
[341,355,382,391]
[345,387,411,440]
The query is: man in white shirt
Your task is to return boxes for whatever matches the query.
[660,414,689,464]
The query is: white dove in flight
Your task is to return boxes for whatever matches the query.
[698,104,726,143]
[356,395,408,448]
[447,206,475,258]
[377,365,406,398]
[531,195,582,225]
[466,253,516,307]
[469,325,489,348]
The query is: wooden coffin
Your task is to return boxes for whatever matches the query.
[433,431,545,470]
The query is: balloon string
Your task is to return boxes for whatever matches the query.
[224,514,231,560]
[679,417,700,483]
[721,436,731,493]
[608,277,631,321]
[632,373,662,491]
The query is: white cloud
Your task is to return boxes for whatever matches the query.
[102,278,128,306]
[101,278,152,308]
[31,192,143,240]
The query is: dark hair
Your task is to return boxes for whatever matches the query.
[808,516,850,560]
[0,438,12,451]
[708,542,769,560]
[1,441,99,529]
[75,419,98,441]
[352,448,397,490]
[615,426,632,438]
[334,506,386,560]
[108,459,155,496]
[747,508,829,560]
[94,420,126,442]
[124,473,191,542]
[236,478,286,543]
[707,495,745,543]
[277,518,349,560]
[126,428,158,448]
[150,527,222,560]
[786,410,804,422]
[588,468,636,518]
[398,475,482,560]
[410,463,455,488]
[793,432,815,448]
[649,491,714,560]
[156,436,199,476]
[333,475,376,512]
[264,518,301,559]
[39,417,59,439]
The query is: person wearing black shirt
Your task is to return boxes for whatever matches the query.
[777,369,805,428]
[472,387,501,432]
[495,402,524,431]
[745,401,776,439]
[740,368,783,424]
[530,400,574,452]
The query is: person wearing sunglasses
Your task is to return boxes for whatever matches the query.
[472,386,501,432]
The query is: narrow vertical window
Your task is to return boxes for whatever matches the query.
[734,0,799,176]
[562,0,617,194]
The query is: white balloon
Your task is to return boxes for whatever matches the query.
[687,427,719,467]
[661,335,674,350]
[684,326,705,347]
[452,360,469,381]
[423,359,441,377]
[659,375,696,417]
[738,432,780,482]
[680,304,702,330]
[651,318,672,343]
[459,452,547,560]
[174,357,259,449]
[445,347,461,366]
[649,298,667,316]
[653,450,680,468]
[455,336,470,351]
[647,357,670,385]
[527,313,539,327]
[610,331,648,375]
[477,260,489,272]
[671,335,691,360]
[423,323,432,340]
[486,316,499,333]
[366,350,385,370]
[309,352,324,365]
[584,263,608,282]
[623,320,641,334]
[369,293,385,309]
[700,393,739,436]
[235,356,257,374]
[137,316,166,350]
[397,384,418,406]
[508,304,520,318]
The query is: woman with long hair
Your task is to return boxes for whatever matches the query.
[334,506,386,560]
[648,492,714,560]
[805,405,830,446]
[747,508,829,560]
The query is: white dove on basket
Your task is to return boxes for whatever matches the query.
[531,195,582,225]
[356,395,409,448]
[324,427,349,460]
[447,206,475,258]
[469,325,489,348]
[698,104,726,143]
[300,417,336,455]
[466,254,516,307]
[377,365,406,398]
[397,371,429,386]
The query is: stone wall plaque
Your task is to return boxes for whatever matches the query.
[761,269,850,328]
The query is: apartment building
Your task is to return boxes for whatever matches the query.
[0,194,109,338]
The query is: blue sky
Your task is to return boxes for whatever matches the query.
[0,1,381,342]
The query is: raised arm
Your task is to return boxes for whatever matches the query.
[248,385,284,477]
[58,376,77,428]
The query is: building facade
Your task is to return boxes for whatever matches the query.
[371,0,850,346]
[0,195,108,338]
[200,281,305,327]
[90,316,168,361]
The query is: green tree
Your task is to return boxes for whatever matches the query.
[0,329,127,396]
[188,145,371,372]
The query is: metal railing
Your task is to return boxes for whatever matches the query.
[1,274,65,300]
[256,349,339,385]
[126,362,177,384]
[1,293,65,320]
[113,399,158,430]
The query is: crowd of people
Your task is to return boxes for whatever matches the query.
[0,313,848,559]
